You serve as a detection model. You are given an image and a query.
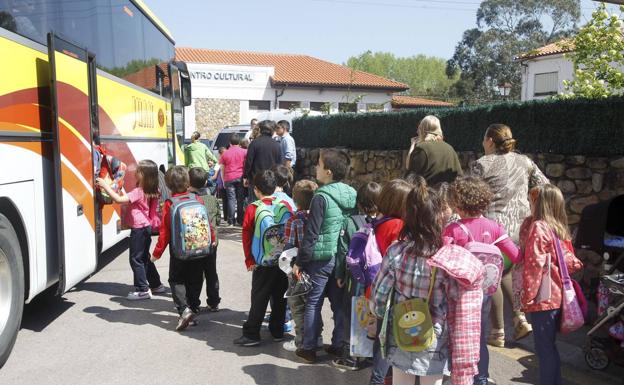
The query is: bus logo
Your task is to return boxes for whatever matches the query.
[133,97,154,130]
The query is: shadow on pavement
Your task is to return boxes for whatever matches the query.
[20,285,74,332]
[242,363,368,385]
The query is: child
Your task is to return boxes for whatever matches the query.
[368,179,412,385]
[332,181,381,370]
[234,170,290,346]
[442,176,520,385]
[206,160,217,195]
[189,167,221,312]
[96,160,164,300]
[151,166,216,331]
[293,149,357,363]
[271,164,296,211]
[372,185,484,385]
[520,184,582,385]
[282,179,319,353]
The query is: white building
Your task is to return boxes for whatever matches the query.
[175,48,410,138]
[517,41,575,101]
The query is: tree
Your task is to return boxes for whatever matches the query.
[561,3,624,99]
[447,0,580,101]
[346,51,459,99]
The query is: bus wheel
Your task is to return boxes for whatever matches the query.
[0,214,24,369]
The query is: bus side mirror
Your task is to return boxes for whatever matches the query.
[180,70,192,107]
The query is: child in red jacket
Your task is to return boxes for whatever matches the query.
[233,170,290,347]
[151,166,216,332]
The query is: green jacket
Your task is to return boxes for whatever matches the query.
[184,141,217,171]
[312,182,357,261]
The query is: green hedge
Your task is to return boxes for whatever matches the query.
[292,97,624,156]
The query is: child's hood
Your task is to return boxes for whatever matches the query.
[317,182,356,211]
[427,244,484,290]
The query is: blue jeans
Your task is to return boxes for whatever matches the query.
[369,319,391,385]
[474,296,492,385]
[225,178,244,225]
[129,227,161,292]
[302,258,343,350]
[530,309,562,385]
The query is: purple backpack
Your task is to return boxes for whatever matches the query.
[347,218,390,287]
[456,222,507,296]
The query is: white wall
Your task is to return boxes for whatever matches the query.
[521,54,574,101]
[184,62,398,135]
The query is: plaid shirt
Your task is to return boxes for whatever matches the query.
[372,242,484,385]
[285,210,308,249]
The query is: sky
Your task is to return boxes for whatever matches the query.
[147,0,621,64]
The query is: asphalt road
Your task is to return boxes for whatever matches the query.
[0,227,621,385]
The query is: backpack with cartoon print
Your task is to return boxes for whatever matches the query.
[392,267,437,352]
[169,193,212,260]
[251,198,293,266]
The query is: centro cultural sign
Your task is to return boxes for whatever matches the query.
[190,70,254,82]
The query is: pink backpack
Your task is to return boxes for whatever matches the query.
[456,222,506,296]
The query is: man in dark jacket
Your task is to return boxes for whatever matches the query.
[243,120,282,195]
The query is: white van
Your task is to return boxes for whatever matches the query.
[211,124,249,157]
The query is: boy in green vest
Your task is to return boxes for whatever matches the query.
[292,149,357,363]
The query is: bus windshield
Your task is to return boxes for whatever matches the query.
[0,0,174,97]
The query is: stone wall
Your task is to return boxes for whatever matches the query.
[194,98,240,139]
[296,148,624,226]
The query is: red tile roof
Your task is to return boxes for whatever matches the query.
[516,40,574,61]
[175,48,409,91]
[391,95,453,108]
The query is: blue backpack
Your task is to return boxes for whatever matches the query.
[169,193,212,260]
[251,198,293,266]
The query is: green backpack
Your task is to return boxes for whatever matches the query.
[391,267,437,352]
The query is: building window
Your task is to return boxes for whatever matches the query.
[339,102,357,113]
[534,72,559,96]
[367,103,385,112]
[310,102,329,113]
[278,101,301,110]
[249,100,270,111]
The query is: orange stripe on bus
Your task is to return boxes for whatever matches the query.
[0,103,47,133]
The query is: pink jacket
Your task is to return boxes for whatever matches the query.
[520,219,583,313]
[428,244,484,385]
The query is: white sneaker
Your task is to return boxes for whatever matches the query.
[283,340,298,352]
[151,285,166,294]
[127,290,152,300]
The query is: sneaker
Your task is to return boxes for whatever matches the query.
[127,290,151,300]
[233,336,261,347]
[205,304,220,313]
[282,340,298,352]
[284,320,294,333]
[332,357,361,371]
[263,313,271,323]
[176,308,195,331]
[324,345,342,357]
[151,285,166,294]
[295,348,316,363]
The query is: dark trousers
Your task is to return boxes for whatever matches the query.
[225,178,245,225]
[242,266,288,340]
[169,255,204,315]
[203,248,220,307]
[369,318,391,385]
[474,296,492,385]
[530,309,562,385]
[129,227,161,292]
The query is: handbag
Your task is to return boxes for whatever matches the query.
[552,231,584,334]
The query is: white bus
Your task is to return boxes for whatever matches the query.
[0,0,190,367]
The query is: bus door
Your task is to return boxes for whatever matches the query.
[47,33,98,293]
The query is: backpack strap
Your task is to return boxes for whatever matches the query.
[426,267,437,304]
[456,222,475,242]
[492,234,509,245]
